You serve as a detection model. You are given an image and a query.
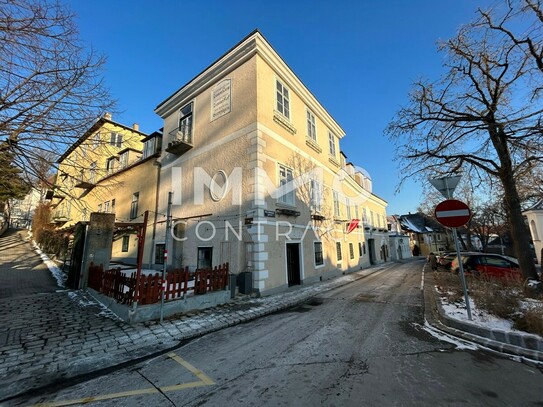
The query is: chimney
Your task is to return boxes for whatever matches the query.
[104,112,112,120]
[133,123,139,131]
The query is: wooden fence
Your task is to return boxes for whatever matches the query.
[87,262,230,305]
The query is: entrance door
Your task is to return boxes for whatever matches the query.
[368,239,375,265]
[286,243,301,286]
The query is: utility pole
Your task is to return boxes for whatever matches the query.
[160,192,173,323]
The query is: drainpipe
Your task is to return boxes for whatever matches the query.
[148,158,161,268]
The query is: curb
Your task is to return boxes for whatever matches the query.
[423,269,543,363]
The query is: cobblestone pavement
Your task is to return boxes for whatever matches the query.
[0,228,399,403]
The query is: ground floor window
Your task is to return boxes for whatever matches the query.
[155,243,165,265]
[358,242,363,257]
[314,242,323,266]
[197,247,213,269]
[121,235,129,252]
[349,242,354,259]
[336,242,342,261]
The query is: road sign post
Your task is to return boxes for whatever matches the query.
[430,175,472,320]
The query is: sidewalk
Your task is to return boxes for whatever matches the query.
[0,237,400,403]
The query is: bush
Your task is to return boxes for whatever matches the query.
[37,228,67,258]
[469,276,523,320]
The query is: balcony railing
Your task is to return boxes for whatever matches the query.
[166,129,193,155]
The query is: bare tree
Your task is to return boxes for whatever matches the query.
[0,0,115,185]
[386,1,543,282]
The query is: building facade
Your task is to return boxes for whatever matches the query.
[153,30,389,295]
[50,116,162,265]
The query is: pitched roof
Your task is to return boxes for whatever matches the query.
[398,213,445,233]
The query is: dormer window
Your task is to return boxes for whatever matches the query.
[106,157,116,174]
[119,151,129,168]
[143,138,156,159]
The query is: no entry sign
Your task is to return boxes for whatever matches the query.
[434,199,471,228]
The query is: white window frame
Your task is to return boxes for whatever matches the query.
[178,102,193,143]
[143,138,156,159]
[314,241,324,268]
[110,132,122,148]
[306,109,317,141]
[333,191,340,218]
[310,179,322,212]
[336,241,342,262]
[328,132,336,157]
[346,198,351,219]
[278,164,295,206]
[275,79,290,120]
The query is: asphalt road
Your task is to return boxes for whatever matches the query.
[17,261,543,406]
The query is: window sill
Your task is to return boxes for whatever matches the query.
[329,156,340,167]
[306,138,322,153]
[273,113,297,135]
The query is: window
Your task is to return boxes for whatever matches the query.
[363,208,368,223]
[97,203,102,213]
[310,180,322,212]
[306,109,316,141]
[333,191,340,217]
[93,133,100,149]
[276,80,290,119]
[111,199,116,214]
[178,102,193,143]
[106,157,116,174]
[89,161,96,183]
[349,242,354,259]
[130,192,139,219]
[197,247,213,269]
[358,242,363,257]
[155,243,165,264]
[82,208,87,221]
[143,138,156,159]
[346,198,351,219]
[278,164,295,206]
[336,242,342,261]
[354,205,359,221]
[122,236,129,252]
[119,151,128,169]
[110,132,122,148]
[314,242,324,266]
[104,201,110,213]
[328,132,336,157]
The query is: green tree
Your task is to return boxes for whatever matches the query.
[387,1,543,282]
[0,145,30,204]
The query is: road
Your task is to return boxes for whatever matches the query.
[17,261,543,406]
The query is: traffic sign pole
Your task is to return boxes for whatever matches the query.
[431,177,472,321]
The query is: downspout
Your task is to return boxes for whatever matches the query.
[148,158,161,268]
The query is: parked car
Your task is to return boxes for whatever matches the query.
[437,251,468,271]
[450,252,521,280]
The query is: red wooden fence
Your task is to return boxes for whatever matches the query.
[87,262,230,305]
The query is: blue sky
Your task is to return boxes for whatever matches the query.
[70,0,493,215]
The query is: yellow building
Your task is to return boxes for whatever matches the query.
[50,115,162,265]
[154,30,389,295]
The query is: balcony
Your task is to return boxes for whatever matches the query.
[52,213,70,223]
[166,129,193,155]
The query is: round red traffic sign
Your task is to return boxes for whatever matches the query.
[434,199,471,228]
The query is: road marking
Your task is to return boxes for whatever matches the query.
[32,353,215,407]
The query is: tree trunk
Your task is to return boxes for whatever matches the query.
[491,126,539,281]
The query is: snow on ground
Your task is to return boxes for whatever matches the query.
[28,232,67,288]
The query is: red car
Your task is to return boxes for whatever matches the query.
[450,252,521,280]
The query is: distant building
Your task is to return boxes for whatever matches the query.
[398,212,449,256]
[523,199,543,264]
